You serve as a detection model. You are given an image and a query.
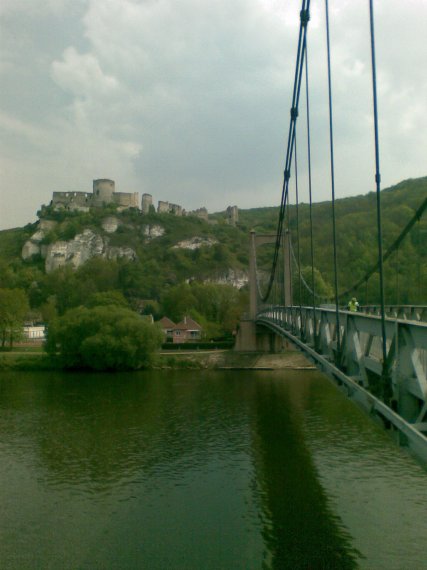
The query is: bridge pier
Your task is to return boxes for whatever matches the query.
[234,318,288,352]
[235,230,293,353]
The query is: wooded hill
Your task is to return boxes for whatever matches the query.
[0,176,426,323]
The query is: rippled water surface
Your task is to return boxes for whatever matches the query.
[0,369,426,569]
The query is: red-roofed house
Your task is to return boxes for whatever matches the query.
[158,316,176,341]
[157,316,203,343]
[172,316,203,343]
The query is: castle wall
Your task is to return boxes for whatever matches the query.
[188,207,208,220]
[113,192,139,209]
[52,191,92,211]
[158,200,169,213]
[169,203,183,216]
[49,179,216,219]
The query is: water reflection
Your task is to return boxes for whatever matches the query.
[0,371,254,489]
[0,369,426,569]
[250,377,360,569]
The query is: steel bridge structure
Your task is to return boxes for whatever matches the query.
[237,1,427,462]
[255,305,427,462]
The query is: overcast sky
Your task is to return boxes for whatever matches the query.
[0,0,426,230]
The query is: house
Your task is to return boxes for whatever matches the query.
[158,316,176,341]
[23,323,46,341]
[172,316,202,343]
[157,316,203,343]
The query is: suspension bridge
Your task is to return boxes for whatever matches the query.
[235,1,427,463]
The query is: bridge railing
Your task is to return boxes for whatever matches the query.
[358,305,427,322]
[257,305,427,435]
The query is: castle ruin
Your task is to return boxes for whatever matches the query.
[141,193,153,214]
[226,205,239,226]
[51,179,138,212]
[50,180,238,223]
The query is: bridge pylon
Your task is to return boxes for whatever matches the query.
[235,230,292,352]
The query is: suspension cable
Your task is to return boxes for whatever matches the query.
[396,246,400,304]
[336,196,427,299]
[417,219,421,302]
[290,240,328,301]
[260,0,311,302]
[287,202,293,305]
[325,0,341,360]
[294,132,303,328]
[369,0,388,387]
[305,39,317,329]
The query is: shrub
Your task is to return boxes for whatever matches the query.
[45,305,163,370]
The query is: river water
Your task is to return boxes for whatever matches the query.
[0,369,426,569]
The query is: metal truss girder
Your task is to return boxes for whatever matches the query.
[256,314,427,464]
[256,306,427,460]
[363,356,383,376]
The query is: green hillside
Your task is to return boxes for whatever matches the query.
[0,176,426,327]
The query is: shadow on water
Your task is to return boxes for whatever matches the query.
[250,378,361,569]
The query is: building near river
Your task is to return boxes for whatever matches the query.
[157,316,202,343]
[23,323,46,341]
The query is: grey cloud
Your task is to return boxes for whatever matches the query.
[0,0,425,229]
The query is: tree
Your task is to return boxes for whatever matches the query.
[292,267,334,306]
[190,282,245,335]
[0,288,30,348]
[86,290,129,309]
[160,283,197,322]
[46,305,163,370]
[40,296,58,323]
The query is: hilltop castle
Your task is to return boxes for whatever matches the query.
[50,179,238,225]
[51,179,139,212]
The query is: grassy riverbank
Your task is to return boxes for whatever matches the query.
[0,348,313,371]
[0,352,59,370]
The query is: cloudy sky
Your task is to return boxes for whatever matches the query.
[0,0,426,230]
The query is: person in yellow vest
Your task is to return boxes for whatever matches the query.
[347,297,359,312]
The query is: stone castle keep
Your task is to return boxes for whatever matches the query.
[50,178,238,224]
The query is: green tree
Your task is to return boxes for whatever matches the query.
[46,305,163,370]
[161,283,197,322]
[190,282,245,335]
[40,296,58,323]
[292,267,334,306]
[0,288,30,348]
[86,290,129,309]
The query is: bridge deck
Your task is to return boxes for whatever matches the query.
[256,306,427,464]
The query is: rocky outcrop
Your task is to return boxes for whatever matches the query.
[206,269,248,289]
[22,240,42,260]
[172,236,218,250]
[21,220,58,260]
[106,246,137,262]
[142,224,165,241]
[44,229,136,273]
[101,216,120,233]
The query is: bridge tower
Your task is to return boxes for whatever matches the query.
[235,230,292,352]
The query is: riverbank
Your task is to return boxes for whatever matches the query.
[0,349,314,371]
[158,350,314,370]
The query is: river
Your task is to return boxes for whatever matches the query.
[0,369,426,569]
